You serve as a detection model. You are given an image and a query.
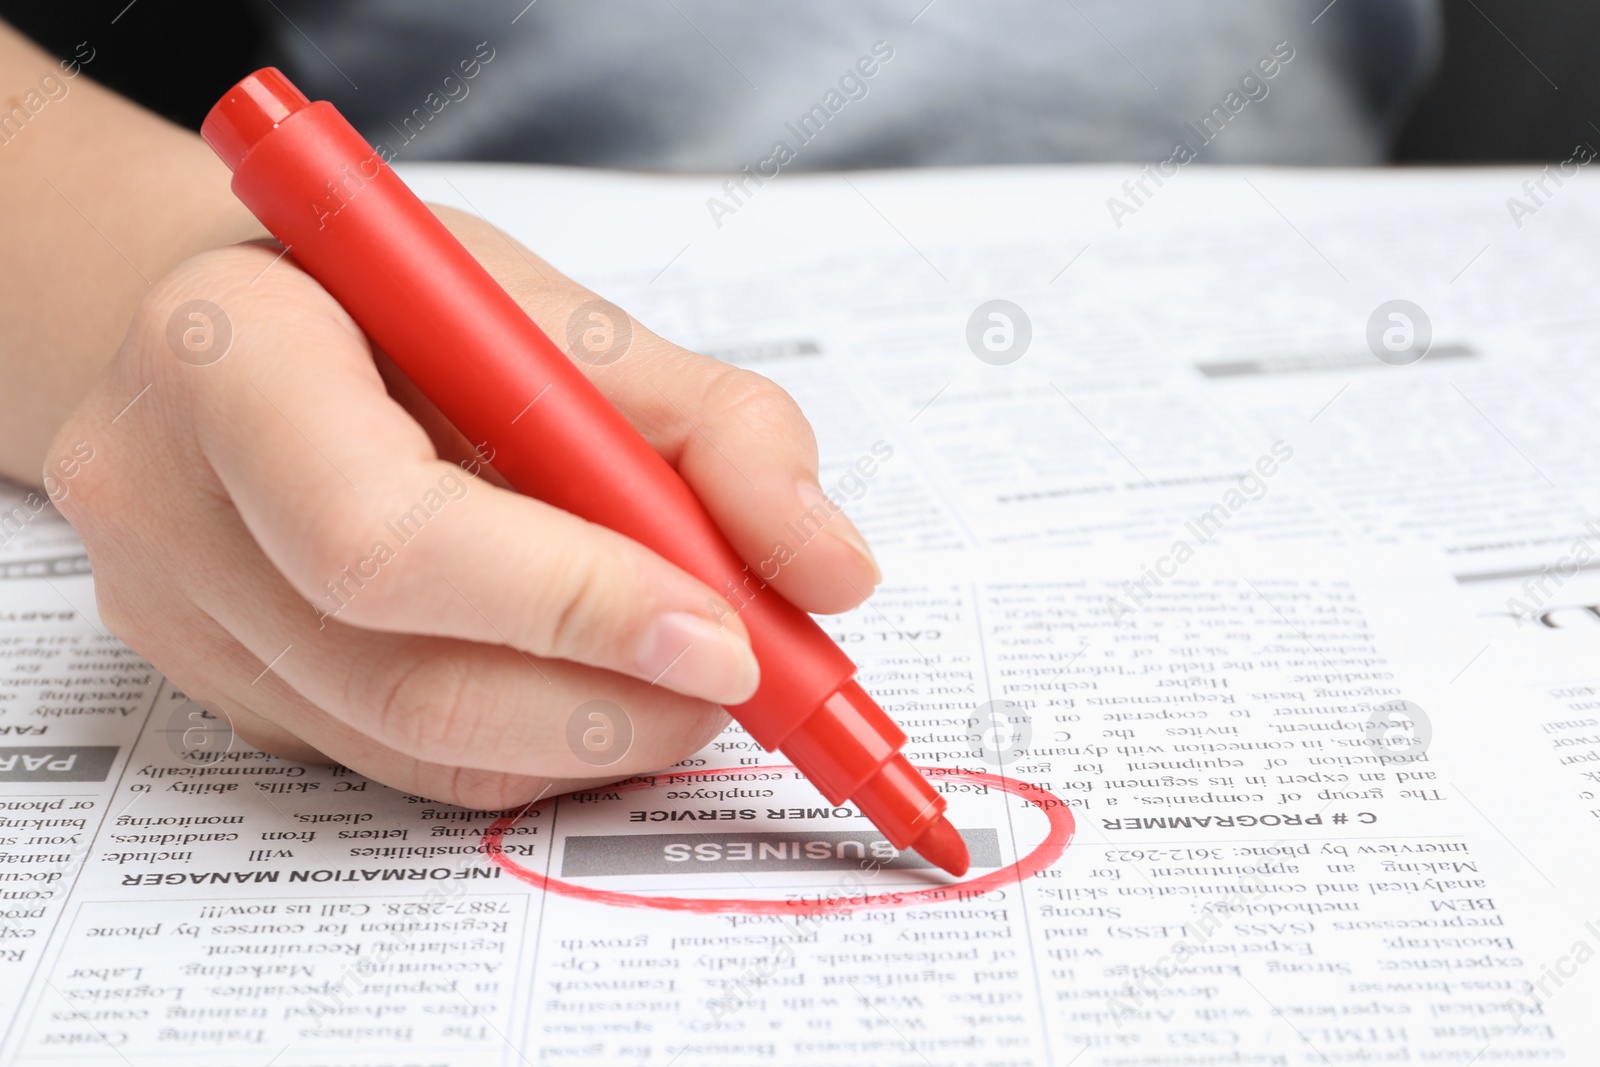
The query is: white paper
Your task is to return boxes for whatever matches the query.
[3,162,1600,1065]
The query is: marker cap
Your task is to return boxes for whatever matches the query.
[201,67,310,171]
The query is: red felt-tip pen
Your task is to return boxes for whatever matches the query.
[200,69,968,877]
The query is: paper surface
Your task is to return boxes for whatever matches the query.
[4,162,1600,1065]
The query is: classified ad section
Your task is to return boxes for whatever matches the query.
[0,543,1595,1064]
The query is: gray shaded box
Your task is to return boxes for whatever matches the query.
[560,828,1001,877]
[0,554,92,582]
[0,746,118,782]
[1195,342,1476,378]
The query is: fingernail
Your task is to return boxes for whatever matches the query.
[637,612,760,705]
[797,481,882,587]
[828,512,882,586]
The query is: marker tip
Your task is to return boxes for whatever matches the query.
[911,815,970,877]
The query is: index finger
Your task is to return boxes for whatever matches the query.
[442,207,884,615]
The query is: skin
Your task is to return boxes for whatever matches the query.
[0,22,880,808]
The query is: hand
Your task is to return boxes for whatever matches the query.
[46,205,881,808]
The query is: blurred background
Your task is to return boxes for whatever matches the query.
[2,0,1594,165]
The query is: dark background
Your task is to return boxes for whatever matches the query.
[3,0,1596,163]
[1391,1,1600,161]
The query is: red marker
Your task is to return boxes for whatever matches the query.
[201,69,969,877]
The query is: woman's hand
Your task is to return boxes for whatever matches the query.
[46,205,880,808]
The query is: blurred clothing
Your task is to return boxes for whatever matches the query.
[257,0,1441,168]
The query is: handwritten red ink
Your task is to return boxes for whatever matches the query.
[481,766,1073,916]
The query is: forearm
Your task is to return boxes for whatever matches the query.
[0,21,266,484]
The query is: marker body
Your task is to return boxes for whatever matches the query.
[202,70,959,863]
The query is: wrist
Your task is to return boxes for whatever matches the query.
[0,132,265,485]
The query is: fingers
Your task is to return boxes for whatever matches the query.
[172,245,759,707]
[185,499,732,785]
[178,633,718,811]
[59,393,729,804]
[598,350,886,615]
[247,613,731,785]
[209,699,329,765]
[433,206,882,615]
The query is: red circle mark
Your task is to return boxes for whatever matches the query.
[480,765,1074,916]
